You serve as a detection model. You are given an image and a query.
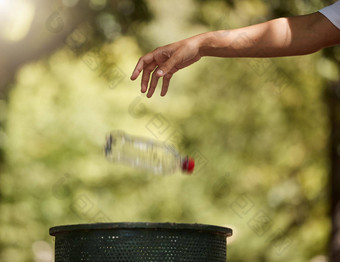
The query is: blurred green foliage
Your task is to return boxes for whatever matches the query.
[0,0,338,261]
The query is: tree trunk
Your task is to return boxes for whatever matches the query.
[329,80,340,261]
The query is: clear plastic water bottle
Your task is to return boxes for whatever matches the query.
[104,130,195,175]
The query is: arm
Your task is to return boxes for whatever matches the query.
[131,12,340,98]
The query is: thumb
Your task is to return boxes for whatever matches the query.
[156,54,181,77]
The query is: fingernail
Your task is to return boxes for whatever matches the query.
[157,69,164,76]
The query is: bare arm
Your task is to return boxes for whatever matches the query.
[131,12,340,98]
[200,12,340,57]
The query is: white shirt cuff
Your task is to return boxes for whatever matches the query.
[319,1,340,30]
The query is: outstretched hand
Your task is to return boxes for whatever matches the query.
[130,38,202,98]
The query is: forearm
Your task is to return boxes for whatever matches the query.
[197,12,340,58]
[131,10,340,97]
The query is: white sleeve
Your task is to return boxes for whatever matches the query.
[319,1,340,30]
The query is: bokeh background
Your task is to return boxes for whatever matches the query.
[0,0,340,261]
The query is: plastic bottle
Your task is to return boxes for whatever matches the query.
[104,130,195,175]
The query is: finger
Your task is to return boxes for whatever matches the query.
[156,51,182,77]
[130,53,155,80]
[147,67,161,98]
[160,67,178,96]
[141,62,157,93]
[161,74,172,96]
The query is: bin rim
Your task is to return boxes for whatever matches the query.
[49,222,232,238]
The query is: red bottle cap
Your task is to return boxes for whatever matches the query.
[182,156,195,174]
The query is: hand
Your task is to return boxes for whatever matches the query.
[130,37,202,98]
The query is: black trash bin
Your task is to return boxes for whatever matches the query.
[49,222,232,262]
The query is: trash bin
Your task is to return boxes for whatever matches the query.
[49,222,232,262]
